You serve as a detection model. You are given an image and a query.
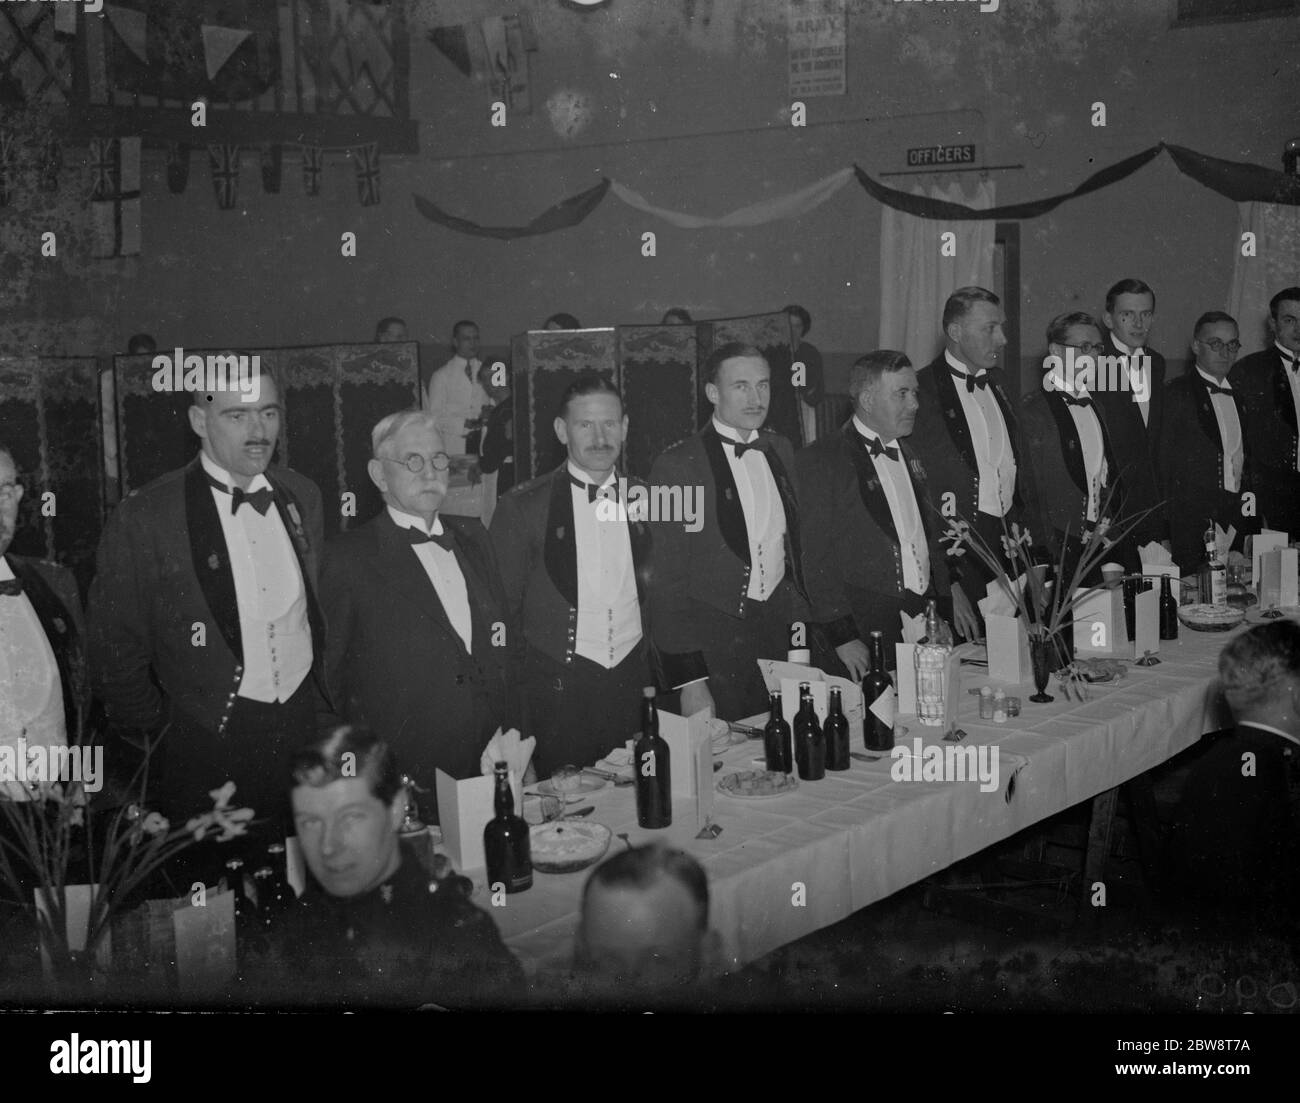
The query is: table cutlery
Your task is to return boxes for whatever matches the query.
[850,751,882,763]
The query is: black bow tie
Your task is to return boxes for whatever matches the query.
[0,577,22,597]
[1285,354,1299,374]
[1061,393,1093,409]
[1203,379,1232,397]
[950,367,989,393]
[721,433,768,459]
[205,471,274,516]
[404,524,455,552]
[862,435,900,461]
[570,474,618,503]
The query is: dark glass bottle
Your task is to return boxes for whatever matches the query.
[763,691,794,774]
[252,867,282,934]
[484,761,533,893]
[862,630,895,752]
[225,857,264,961]
[824,686,850,771]
[634,686,672,828]
[1159,574,1179,640]
[793,682,825,781]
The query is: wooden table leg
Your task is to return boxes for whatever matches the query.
[1083,786,1120,911]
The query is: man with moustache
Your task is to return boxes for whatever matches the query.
[648,343,808,722]
[795,351,952,676]
[88,369,327,824]
[1231,287,1300,536]
[1096,279,1169,549]
[1158,312,1257,569]
[1021,313,1135,581]
[490,376,653,776]
[0,443,89,798]
[318,410,518,812]
[910,287,1018,639]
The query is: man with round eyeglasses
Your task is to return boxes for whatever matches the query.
[318,410,520,819]
[1158,312,1258,569]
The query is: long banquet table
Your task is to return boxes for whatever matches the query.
[486,629,1233,975]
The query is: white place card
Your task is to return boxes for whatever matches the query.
[1133,582,1160,658]
[895,643,917,714]
[985,613,1030,685]
[1252,530,1289,589]
[435,769,502,872]
[1073,585,1128,657]
[658,707,710,798]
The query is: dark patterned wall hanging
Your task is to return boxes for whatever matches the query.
[0,358,104,588]
[617,324,706,479]
[114,342,421,536]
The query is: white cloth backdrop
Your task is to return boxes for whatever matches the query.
[1229,202,1300,350]
[878,179,997,368]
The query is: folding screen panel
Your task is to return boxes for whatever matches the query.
[616,324,706,479]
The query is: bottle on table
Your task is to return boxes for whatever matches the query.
[634,686,672,828]
[1199,523,1227,606]
[915,599,954,728]
[793,682,825,781]
[225,857,265,960]
[252,866,288,934]
[484,761,533,893]
[1159,574,1179,639]
[862,629,895,752]
[763,690,793,774]
[824,686,850,771]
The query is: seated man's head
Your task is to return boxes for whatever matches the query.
[375,316,408,343]
[576,844,719,993]
[1218,621,1300,737]
[289,725,406,898]
[543,313,581,331]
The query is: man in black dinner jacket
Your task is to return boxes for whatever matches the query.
[88,368,326,823]
[648,342,809,722]
[1230,286,1300,536]
[794,350,951,677]
[318,409,519,813]
[1157,311,1258,569]
[1096,277,1169,549]
[910,286,1019,637]
[490,375,653,777]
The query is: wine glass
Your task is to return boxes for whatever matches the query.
[550,765,582,819]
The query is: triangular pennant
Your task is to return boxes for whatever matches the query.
[201,25,253,82]
[429,25,473,78]
[105,5,149,64]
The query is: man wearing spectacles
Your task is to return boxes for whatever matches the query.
[318,410,520,819]
[1097,279,1169,552]
[1158,312,1257,569]
[1230,287,1300,536]
[1020,313,1133,581]
[0,444,89,798]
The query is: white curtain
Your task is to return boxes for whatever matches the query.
[878,179,997,369]
[1229,202,1300,349]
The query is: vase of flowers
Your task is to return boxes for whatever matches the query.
[0,726,255,987]
[938,488,1156,702]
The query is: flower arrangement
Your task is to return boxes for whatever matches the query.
[0,729,254,981]
[938,486,1157,699]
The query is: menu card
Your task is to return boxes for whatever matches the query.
[435,770,499,872]
[1073,585,1128,657]
[657,708,716,832]
[1253,530,1289,590]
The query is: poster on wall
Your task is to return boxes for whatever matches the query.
[788,0,846,99]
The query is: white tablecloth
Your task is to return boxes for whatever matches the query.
[490,630,1232,974]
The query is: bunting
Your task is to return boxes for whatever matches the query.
[302,145,324,197]
[0,130,15,208]
[104,4,149,64]
[354,142,380,207]
[38,133,61,194]
[260,143,283,194]
[89,137,142,258]
[208,143,241,210]
[201,24,252,81]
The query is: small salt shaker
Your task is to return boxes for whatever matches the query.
[978,686,993,720]
[992,688,1007,724]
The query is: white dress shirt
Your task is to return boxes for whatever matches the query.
[425,356,488,455]
[568,463,642,668]
[1274,341,1300,471]
[0,557,66,756]
[1195,367,1243,493]
[202,452,312,704]
[713,417,786,601]
[1046,372,1109,522]
[387,506,473,653]
[1111,335,1152,427]
[852,418,928,594]
[944,350,1017,517]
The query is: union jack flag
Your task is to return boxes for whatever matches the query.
[0,131,15,207]
[90,136,141,257]
[302,145,324,197]
[89,138,119,201]
[354,141,380,207]
[208,144,241,210]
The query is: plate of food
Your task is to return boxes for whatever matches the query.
[1072,657,1127,683]
[529,820,612,874]
[537,764,607,798]
[1177,603,1246,632]
[717,769,799,799]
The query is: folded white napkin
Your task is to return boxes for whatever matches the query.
[595,746,634,782]
[1138,540,1172,567]
[478,727,536,781]
[901,611,925,644]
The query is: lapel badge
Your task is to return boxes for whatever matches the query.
[946,409,956,419]
[556,526,565,541]
[53,617,66,635]
[725,487,734,501]
[208,553,220,571]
